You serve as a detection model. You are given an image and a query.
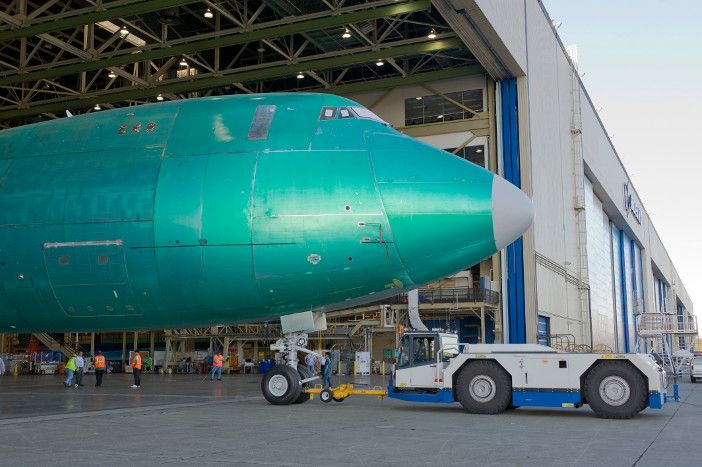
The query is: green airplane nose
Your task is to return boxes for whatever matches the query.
[371,133,533,286]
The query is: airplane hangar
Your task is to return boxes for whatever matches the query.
[0,0,697,431]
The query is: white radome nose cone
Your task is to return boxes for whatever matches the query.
[491,175,534,250]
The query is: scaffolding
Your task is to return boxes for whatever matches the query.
[636,312,698,375]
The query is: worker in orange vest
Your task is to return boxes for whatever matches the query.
[131,351,142,388]
[94,351,106,387]
[210,351,224,382]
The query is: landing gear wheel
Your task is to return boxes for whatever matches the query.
[261,365,302,405]
[294,365,313,404]
[320,389,333,403]
[584,362,647,419]
[455,360,512,414]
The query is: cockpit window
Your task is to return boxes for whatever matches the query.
[319,107,337,120]
[247,105,276,140]
[349,106,387,124]
[338,107,353,119]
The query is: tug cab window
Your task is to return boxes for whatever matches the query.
[412,336,435,365]
[247,105,276,140]
[398,336,411,368]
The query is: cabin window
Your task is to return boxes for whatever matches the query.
[349,106,387,124]
[247,105,276,140]
[319,107,337,120]
[338,107,353,119]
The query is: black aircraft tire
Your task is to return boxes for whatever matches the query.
[294,365,314,404]
[455,360,512,414]
[584,362,647,419]
[261,365,302,405]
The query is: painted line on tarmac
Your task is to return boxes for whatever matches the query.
[0,395,263,425]
[0,390,244,399]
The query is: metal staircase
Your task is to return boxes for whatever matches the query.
[32,333,81,358]
[637,312,698,374]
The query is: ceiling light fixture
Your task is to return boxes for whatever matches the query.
[415,96,422,100]
[179,58,188,67]
[342,28,351,39]
[107,70,117,78]
[119,25,129,36]
[437,114,444,119]
[428,28,437,39]
[204,8,213,19]
[376,59,384,67]
[156,94,164,101]
[296,72,304,79]
[93,104,101,111]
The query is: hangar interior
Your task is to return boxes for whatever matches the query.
[0,0,695,374]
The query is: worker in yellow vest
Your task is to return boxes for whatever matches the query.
[131,351,142,389]
[94,351,106,387]
[64,354,77,388]
[210,351,224,382]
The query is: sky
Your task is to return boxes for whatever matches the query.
[541,0,702,316]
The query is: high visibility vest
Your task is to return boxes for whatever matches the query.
[214,355,223,367]
[132,354,142,370]
[94,355,106,369]
[65,357,77,371]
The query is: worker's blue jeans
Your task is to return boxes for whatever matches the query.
[323,373,332,388]
[210,366,222,381]
[64,369,74,386]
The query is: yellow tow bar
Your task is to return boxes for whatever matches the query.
[304,383,388,403]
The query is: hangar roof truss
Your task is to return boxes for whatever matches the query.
[0,0,481,125]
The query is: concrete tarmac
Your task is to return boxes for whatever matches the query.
[0,372,700,466]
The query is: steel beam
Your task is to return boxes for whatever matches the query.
[0,38,464,120]
[0,0,431,86]
[320,64,482,95]
[0,0,202,41]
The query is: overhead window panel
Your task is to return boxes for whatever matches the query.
[247,105,276,140]
[403,89,484,126]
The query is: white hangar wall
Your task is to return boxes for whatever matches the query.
[469,0,693,347]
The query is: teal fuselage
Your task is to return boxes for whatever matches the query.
[0,93,498,332]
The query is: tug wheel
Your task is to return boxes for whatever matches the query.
[261,365,302,405]
[455,360,512,414]
[584,362,647,419]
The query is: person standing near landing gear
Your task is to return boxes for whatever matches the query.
[74,351,85,388]
[131,351,142,389]
[323,352,333,389]
[94,351,106,387]
[64,355,77,387]
[210,351,224,382]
